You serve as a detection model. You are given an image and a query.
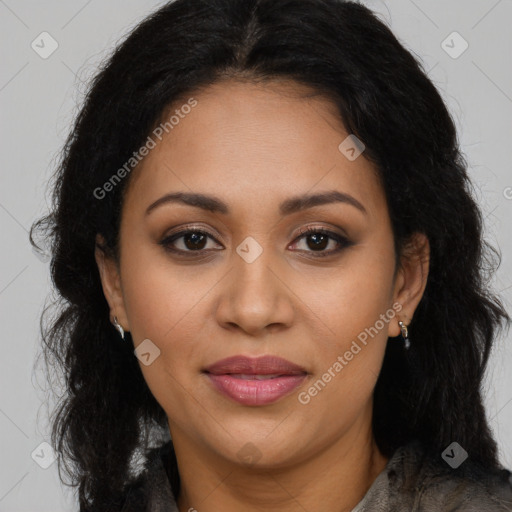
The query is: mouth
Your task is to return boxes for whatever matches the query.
[202,355,308,406]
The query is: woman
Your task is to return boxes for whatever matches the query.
[31,0,512,510]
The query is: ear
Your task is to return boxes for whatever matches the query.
[389,232,430,337]
[94,234,130,332]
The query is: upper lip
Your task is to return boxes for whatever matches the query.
[203,355,307,375]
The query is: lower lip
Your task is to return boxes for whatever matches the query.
[205,373,307,406]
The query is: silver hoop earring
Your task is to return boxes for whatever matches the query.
[113,316,125,340]
[398,320,410,350]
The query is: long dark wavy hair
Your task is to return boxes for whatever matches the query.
[30,0,511,509]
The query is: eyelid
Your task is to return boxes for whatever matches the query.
[163,223,223,242]
[295,224,346,238]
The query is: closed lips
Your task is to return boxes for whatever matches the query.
[203,357,309,406]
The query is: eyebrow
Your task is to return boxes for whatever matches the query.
[145,190,367,217]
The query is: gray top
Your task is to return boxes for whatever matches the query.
[119,440,512,511]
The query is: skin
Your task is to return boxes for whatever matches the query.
[95,78,430,512]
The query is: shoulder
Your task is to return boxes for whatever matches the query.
[420,459,512,511]
[384,441,512,511]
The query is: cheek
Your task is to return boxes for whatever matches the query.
[297,268,393,425]
[119,232,208,342]
[304,240,396,347]
[295,236,396,408]
[119,252,212,415]
[122,267,219,384]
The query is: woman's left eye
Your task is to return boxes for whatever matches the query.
[290,227,352,256]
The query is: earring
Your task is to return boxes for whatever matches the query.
[112,316,125,340]
[398,320,410,350]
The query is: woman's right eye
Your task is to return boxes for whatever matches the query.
[159,229,223,254]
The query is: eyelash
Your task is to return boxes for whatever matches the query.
[159,225,352,258]
[294,226,352,256]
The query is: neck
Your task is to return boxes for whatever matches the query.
[171,419,389,512]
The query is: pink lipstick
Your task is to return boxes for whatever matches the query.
[203,355,308,406]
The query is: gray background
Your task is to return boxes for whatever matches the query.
[1,0,511,510]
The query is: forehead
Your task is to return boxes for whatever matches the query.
[123,79,385,220]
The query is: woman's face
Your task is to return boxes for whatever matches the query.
[97,79,428,468]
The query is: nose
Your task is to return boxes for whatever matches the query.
[215,244,295,336]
